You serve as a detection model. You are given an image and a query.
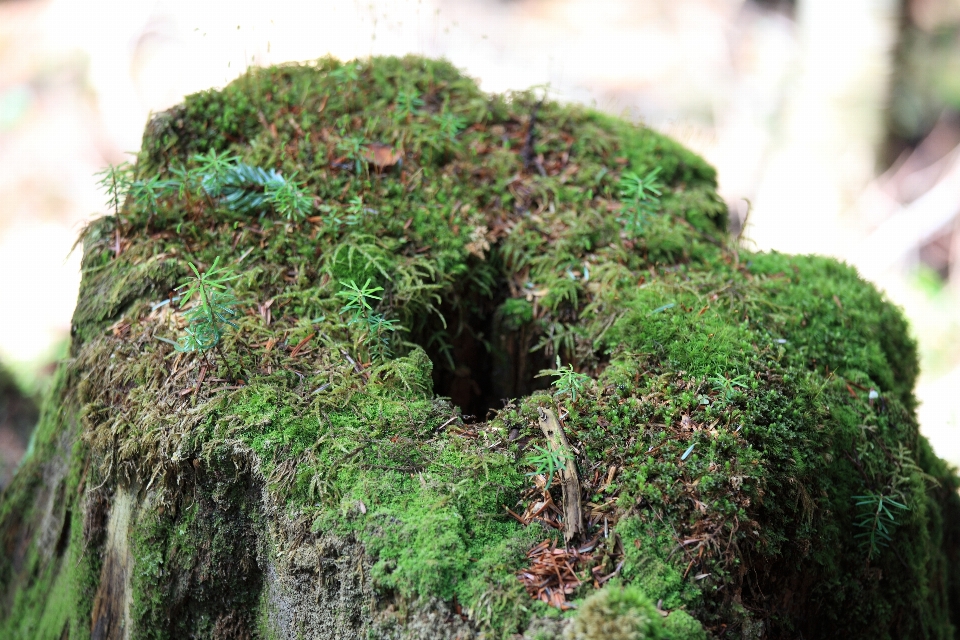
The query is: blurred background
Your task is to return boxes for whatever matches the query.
[1,0,959,484]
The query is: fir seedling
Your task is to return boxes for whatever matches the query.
[193,148,241,197]
[619,166,663,203]
[525,444,570,490]
[346,196,365,218]
[95,162,134,216]
[265,172,313,222]
[434,111,467,139]
[395,88,424,119]
[212,162,285,214]
[337,278,398,360]
[128,175,178,216]
[537,356,592,403]
[329,63,359,83]
[617,166,663,238]
[337,136,366,174]
[175,257,240,353]
[853,492,909,561]
[709,371,751,401]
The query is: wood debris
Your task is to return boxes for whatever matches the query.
[516,538,592,610]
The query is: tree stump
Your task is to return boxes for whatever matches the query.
[2,56,958,640]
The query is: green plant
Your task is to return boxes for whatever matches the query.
[317,203,363,228]
[708,371,751,401]
[346,196,365,217]
[210,162,283,212]
[265,172,313,222]
[337,278,399,360]
[853,492,909,561]
[95,162,134,216]
[538,356,592,403]
[128,175,179,215]
[434,111,467,139]
[395,88,424,118]
[329,63,359,83]
[193,148,241,195]
[525,444,570,490]
[175,257,240,353]
[619,167,663,203]
[618,167,663,238]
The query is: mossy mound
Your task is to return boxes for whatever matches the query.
[2,56,959,640]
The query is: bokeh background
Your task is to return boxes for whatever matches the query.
[2,0,959,483]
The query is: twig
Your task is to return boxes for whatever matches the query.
[340,349,364,375]
[537,406,584,544]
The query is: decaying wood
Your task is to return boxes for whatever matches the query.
[537,406,583,544]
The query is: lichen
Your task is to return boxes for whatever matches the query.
[1,54,958,639]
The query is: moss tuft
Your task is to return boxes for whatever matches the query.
[562,584,668,640]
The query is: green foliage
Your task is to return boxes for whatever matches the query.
[525,444,570,490]
[617,167,663,238]
[563,584,666,640]
[209,162,283,212]
[175,257,240,353]
[346,195,365,217]
[337,135,366,174]
[435,112,467,139]
[264,172,313,221]
[853,492,910,561]
[193,148,241,195]
[538,356,592,403]
[661,610,707,640]
[708,370,751,401]
[128,175,179,214]
[395,88,424,118]
[337,278,399,360]
[95,161,134,215]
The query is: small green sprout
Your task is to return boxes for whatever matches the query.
[537,356,592,403]
[619,166,663,203]
[265,172,313,222]
[337,278,382,319]
[525,444,570,490]
[330,63,359,83]
[435,112,467,139]
[193,149,241,195]
[95,162,134,216]
[334,114,352,136]
[211,162,284,213]
[128,175,178,215]
[347,196,365,217]
[337,278,398,360]
[175,257,240,353]
[709,371,751,401]
[618,166,664,238]
[395,88,424,118]
[853,492,909,561]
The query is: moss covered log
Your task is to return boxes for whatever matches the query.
[1,56,959,639]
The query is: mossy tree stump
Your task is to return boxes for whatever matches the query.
[2,56,959,640]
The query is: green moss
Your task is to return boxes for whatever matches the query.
[661,610,706,640]
[0,367,103,640]
[128,455,264,638]
[562,583,667,640]
[3,54,959,639]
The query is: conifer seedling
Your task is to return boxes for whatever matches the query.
[175,257,240,353]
